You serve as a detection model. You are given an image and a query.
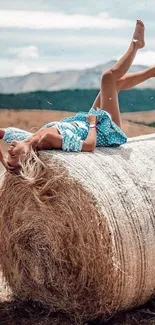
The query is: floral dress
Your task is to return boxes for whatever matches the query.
[3,108,127,151]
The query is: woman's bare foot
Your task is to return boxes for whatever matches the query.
[133,19,145,49]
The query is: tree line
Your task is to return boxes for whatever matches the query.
[0,88,155,113]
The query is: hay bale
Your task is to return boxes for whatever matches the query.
[0,133,155,322]
[0,273,11,301]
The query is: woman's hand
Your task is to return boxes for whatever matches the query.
[82,115,97,152]
[86,114,97,125]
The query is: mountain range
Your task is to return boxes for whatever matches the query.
[0,61,154,94]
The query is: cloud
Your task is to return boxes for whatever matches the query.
[0,0,153,19]
[1,49,155,78]
[7,45,39,58]
[0,56,102,77]
[0,28,130,48]
[117,49,155,67]
[133,51,155,66]
[0,10,133,30]
[13,63,34,76]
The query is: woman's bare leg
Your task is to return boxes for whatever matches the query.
[0,130,5,139]
[107,20,144,80]
[92,67,155,109]
[117,67,155,90]
[98,20,145,127]
[92,92,101,109]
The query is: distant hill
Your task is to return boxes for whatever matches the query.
[0,61,153,94]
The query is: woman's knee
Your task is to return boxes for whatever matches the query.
[101,70,114,87]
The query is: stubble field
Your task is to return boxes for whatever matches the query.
[0,108,155,157]
[0,108,155,138]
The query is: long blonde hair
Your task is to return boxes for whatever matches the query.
[10,149,67,204]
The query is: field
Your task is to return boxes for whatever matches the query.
[1,109,155,324]
[1,108,155,138]
[0,108,155,169]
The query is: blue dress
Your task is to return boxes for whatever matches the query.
[3,108,127,152]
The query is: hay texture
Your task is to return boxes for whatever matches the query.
[0,133,155,322]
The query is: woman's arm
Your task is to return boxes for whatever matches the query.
[82,115,97,152]
[24,130,47,148]
[28,116,97,152]
[35,132,62,150]
[24,129,62,150]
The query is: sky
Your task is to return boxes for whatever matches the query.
[0,0,155,77]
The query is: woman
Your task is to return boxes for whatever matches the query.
[0,19,153,172]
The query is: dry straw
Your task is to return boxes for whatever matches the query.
[0,133,155,322]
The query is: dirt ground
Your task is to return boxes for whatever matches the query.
[0,109,155,136]
[1,109,155,153]
[121,110,155,124]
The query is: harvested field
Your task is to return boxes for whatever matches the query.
[122,120,155,136]
[122,110,155,124]
[0,110,74,132]
[1,109,155,140]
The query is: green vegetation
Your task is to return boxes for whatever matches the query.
[128,120,155,128]
[147,122,155,127]
[0,88,155,113]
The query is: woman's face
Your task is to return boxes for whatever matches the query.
[7,141,29,169]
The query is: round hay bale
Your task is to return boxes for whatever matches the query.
[0,133,155,322]
[0,272,11,301]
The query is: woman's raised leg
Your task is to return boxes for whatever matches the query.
[117,67,155,90]
[99,20,145,127]
[107,20,145,81]
[92,67,155,109]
